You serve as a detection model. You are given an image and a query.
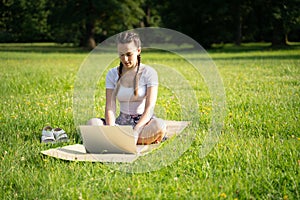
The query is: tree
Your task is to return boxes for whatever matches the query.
[158,0,233,47]
[48,0,145,49]
[277,0,300,44]
[0,0,50,42]
[253,0,300,46]
[141,0,162,27]
[1,0,299,46]
[226,0,253,45]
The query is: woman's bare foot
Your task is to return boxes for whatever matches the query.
[137,130,165,145]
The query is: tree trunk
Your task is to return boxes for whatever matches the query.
[81,0,96,49]
[84,19,96,50]
[271,18,287,46]
[141,6,151,27]
[234,5,242,46]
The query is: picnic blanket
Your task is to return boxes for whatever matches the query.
[41,120,190,163]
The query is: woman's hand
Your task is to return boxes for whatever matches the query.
[133,126,142,144]
[134,86,158,128]
[105,89,116,125]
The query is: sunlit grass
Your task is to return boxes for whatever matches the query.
[0,43,299,199]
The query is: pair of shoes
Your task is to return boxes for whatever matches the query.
[41,126,69,143]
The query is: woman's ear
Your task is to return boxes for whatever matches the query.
[137,47,141,55]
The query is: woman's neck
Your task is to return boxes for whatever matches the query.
[122,64,138,74]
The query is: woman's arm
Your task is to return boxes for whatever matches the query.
[105,88,116,125]
[134,85,158,132]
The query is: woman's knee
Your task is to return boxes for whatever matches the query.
[86,118,104,126]
[151,118,167,132]
[137,118,166,144]
[141,118,166,137]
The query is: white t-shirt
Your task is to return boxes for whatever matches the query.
[105,64,158,115]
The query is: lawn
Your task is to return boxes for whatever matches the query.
[0,43,299,199]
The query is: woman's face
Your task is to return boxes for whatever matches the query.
[118,41,141,70]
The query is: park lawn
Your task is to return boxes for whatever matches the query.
[0,43,299,199]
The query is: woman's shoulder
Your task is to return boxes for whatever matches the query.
[140,63,157,75]
[140,64,158,85]
[108,66,118,73]
[106,66,119,77]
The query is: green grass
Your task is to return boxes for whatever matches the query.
[0,43,299,199]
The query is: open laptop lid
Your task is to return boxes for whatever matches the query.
[79,125,138,154]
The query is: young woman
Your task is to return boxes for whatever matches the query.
[88,31,166,145]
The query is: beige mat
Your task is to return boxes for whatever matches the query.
[41,120,190,163]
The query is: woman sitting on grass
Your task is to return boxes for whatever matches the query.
[88,31,166,145]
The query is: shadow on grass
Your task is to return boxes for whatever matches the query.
[1,42,300,57]
[0,43,89,54]
[210,54,300,60]
[143,44,300,61]
[208,42,300,53]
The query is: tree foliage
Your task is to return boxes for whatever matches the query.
[47,0,145,49]
[158,0,300,47]
[1,0,50,42]
[0,0,299,47]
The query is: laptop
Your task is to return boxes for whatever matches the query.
[79,125,145,154]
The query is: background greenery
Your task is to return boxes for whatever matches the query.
[0,43,299,199]
[1,0,300,48]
